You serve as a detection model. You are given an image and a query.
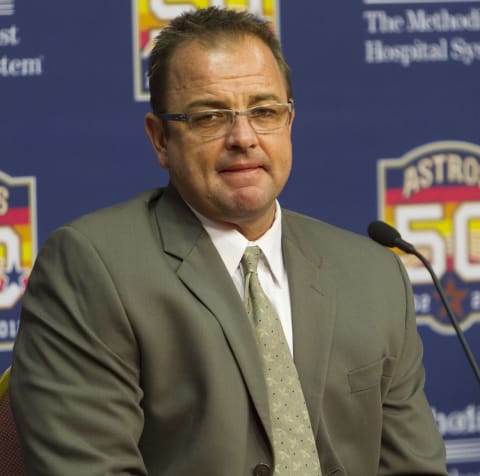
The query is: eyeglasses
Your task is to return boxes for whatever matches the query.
[157,102,293,138]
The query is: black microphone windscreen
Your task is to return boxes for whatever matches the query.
[367,220,401,248]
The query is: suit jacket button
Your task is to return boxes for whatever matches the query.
[254,463,272,476]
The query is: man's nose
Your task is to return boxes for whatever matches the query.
[225,114,259,149]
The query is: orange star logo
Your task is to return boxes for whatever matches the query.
[434,278,468,320]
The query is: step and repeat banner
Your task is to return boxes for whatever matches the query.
[1,1,479,473]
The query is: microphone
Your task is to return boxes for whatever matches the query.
[368,220,480,385]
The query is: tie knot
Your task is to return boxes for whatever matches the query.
[241,246,261,274]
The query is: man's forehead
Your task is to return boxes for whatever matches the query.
[173,34,255,59]
[163,35,288,109]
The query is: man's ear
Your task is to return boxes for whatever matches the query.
[145,112,169,168]
[288,100,295,132]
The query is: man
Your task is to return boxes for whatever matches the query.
[10,7,447,476]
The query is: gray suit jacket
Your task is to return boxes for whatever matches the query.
[10,186,447,476]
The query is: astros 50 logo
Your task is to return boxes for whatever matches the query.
[0,171,36,350]
[132,0,280,101]
[377,141,480,335]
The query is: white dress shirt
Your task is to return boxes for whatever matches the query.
[189,202,294,354]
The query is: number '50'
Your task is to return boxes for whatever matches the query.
[395,203,480,284]
[149,0,265,20]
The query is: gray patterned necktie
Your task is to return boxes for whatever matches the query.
[241,246,321,475]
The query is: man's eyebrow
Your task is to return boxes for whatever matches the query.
[185,94,285,111]
[185,99,228,110]
[249,93,284,104]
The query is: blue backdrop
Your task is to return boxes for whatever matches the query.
[1,1,479,473]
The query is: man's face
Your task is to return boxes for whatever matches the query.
[145,35,294,240]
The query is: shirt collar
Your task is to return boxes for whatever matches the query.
[189,202,284,283]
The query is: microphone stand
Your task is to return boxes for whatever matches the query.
[398,239,480,385]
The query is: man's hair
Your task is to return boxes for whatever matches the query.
[147,7,292,116]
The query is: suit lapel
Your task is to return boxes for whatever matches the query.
[151,187,273,443]
[282,215,337,435]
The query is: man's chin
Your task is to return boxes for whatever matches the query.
[220,193,276,224]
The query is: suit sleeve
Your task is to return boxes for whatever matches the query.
[10,226,146,476]
[379,254,448,475]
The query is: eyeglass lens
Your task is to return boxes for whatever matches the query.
[189,104,291,137]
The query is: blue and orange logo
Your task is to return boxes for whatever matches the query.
[0,171,36,350]
[132,0,280,101]
[377,141,480,335]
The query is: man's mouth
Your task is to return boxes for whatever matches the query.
[220,161,265,173]
[219,163,265,183]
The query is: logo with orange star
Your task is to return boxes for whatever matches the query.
[0,171,37,350]
[132,0,280,101]
[377,141,480,335]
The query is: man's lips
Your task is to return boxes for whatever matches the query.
[218,163,266,184]
[219,162,265,174]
